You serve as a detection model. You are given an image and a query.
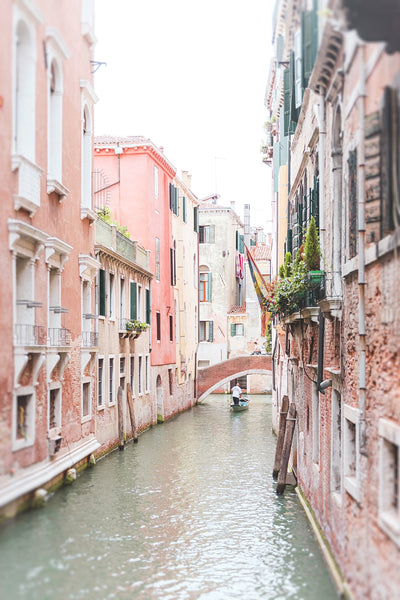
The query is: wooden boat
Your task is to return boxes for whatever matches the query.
[230,396,250,412]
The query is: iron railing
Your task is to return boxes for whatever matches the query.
[48,327,71,346]
[81,330,98,347]
[14,324,46,346]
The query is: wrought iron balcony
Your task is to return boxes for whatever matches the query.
[14,324,46,346]
[81,331,98,348]
[48,327,71,347]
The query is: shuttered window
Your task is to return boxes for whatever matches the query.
[199,225,215,243]
[348,150,358,259]
[200,321,213,342]
[182,196,187,222]
[156,312,161,341]
[231,323,244,336]
[145,288,151,324]
[130,281,137,320]
[194,206,199,232]
[199,272,212,302]
[99,269,106,317]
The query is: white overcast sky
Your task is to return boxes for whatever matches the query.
[94,0,273,228]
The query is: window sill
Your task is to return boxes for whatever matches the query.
[81,415,91,424]
[47,178,70,201]
[97,404,105,411]
[379,511,400,548]
[344,475,360,503]
[13,195,40,217]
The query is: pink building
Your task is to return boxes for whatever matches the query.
[93,137,180,421]
[0,0,100,518]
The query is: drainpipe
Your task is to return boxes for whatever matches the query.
[358,47,367,452]
[317,93,326,258]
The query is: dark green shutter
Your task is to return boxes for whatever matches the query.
[182,196,187,222]
[302,10,313,89]
[169,183,173,210]
[283,68,291,137]
[145,288,151,324]
[130,282,137,320]
[235,230,239,250]
[99,269,106,316]
[287,229,293,254]
[231,323,236,337]
[239,234,245,254]
[209,321,214,342]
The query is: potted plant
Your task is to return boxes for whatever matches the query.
[304,216,323,288]
[125,319,149,335]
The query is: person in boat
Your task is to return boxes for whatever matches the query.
[231,383,242,405]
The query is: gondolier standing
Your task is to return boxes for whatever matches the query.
[231,382,242,405]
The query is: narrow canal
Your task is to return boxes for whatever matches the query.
[0,395,338,600]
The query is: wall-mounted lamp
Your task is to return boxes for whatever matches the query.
[318,379,332,394]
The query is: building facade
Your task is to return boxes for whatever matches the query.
[265,0,400,597]
[0,0,99,518]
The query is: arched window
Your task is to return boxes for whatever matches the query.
[48,60,62,184]
[81,103,92,209]
[199,265,212,302]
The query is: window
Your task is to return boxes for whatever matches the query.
[379,419,400,546]
[81,103,92,210]
[130,356,135,395]
[312,382,320,465]
[199,321,213,342]
[145,288,151,324]
[294,29,302,108]
[120,278,125,322]
[154,165,159,198]
[348,149,358,259]
[331,389,342,494]
[99,269,106,317]
[168,369,173,395]
[231,323,244,336]
[194,206,199,232]
[169,315,173,341]
[138,356,143,394]
[155,238,160,281]
[109,272,115,319]
[344,404,361,502]
[169,183,179,215]
[109,357,115,404]
[82,381,90,418]
[170,245,176,286]
[199,269,212,302]
[49,386,61,429]
[14,15,35,162]
[199,225,215,243]
[137,284,143,321]
[130,281,137,320]
[156,312,161,341]
[15,390,34,448]
[145,355,150,392]
[98,357,104,407]
[119,355,125,396]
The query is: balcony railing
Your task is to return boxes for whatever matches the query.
[14,324,46,346]
[81,331,98,348]
[48,327,71,347]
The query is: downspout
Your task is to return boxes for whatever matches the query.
[358,47,367,452]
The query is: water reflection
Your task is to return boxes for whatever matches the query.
[0,395,337,599]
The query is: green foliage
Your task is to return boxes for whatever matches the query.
[263,257,309,317]
[97,206,131,239]
[279,264,285,278]
[284,251,292,277]
[265,319,272,354]
[304,216,321,271]
[126,319,149,332]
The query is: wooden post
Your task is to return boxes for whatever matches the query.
[273,395,289,479]
[126,383,138,443]
[276,402,297,495]
[117,386,124,450]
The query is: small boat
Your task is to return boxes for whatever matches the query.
[230,396,250,412]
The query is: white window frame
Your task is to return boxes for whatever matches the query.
[138,355,143,395]
[108,356,115,405]
[81,377,91,422]
[97,356,105,409]
[145,354,150,393]
[48,382,62,431]
[343,404,361,502]
[130,354,135,397]
[379,418,400,547]
[109,271,115,320]
[13,386,36,451]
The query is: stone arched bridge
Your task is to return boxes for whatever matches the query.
[197,354,272,403]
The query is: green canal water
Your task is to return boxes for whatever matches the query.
[0,395,338,600]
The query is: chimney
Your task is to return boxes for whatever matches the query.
[182,170,192,189]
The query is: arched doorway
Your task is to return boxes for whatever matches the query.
[156,375,164,423]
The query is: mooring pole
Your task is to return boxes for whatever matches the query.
[126,383,138,443]
[117,386,124,450]
[273,395,289,479]
[276,402,297,495]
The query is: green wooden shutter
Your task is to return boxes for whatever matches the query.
[130,282,137,320]
[302,10,314,89]
[169,183,173,210]
[209,321,214,342]
[231,323,236,337]
[194,206,199,232]
[239,234,245,254]
[174,186,179,215]
[182,196,187,222]
[145,288,151,324]
[99,269,106,317]
[283,68,291,137]
[235,230,239,250]
[207,273,212,302]
[287,229,293,254]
